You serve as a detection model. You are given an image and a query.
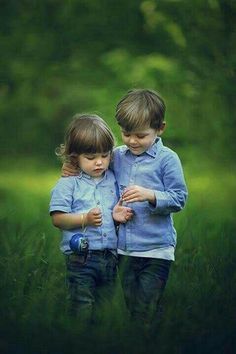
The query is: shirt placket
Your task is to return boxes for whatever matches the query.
[126,159,139,249]
[94,183,108,249]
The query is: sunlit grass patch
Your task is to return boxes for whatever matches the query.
[0,171,57,197]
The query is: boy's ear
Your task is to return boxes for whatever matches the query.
[157,121,166,136]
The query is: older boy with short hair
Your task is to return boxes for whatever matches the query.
[112,89,188,328]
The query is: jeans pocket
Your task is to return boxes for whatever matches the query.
[66,253,88,269]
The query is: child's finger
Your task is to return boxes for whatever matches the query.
[94,213,102,221]
[122,189,136,199]
[117,198,123,205]
[94,213,102,220]
[123,194,136,202]
[91,207,102,216]
[95,219,102,226]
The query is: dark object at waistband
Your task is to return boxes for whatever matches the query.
[88,249,116,256]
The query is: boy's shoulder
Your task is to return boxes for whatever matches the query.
[154,138,177,156]
[52,175,80,189]
[105,168,116,180]
[158,145,181,167]
[159,144,178,156]
[114,145,127,154]
[113,145,128,160]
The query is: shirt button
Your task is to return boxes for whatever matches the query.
[97,201,100,205]
[103,233,107,237]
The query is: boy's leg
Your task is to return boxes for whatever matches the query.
[118,255,138,317]
[93,251,118,320]
[133,258,171,327]
[119,256,171,327]
[65,254,97,324]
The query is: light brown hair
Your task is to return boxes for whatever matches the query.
[115,89,166,131]
[56,114,115,164]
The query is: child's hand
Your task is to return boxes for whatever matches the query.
[122,185,156,204]
[113,199,134,223]
[86,208,102,226]
[61,163,80,177]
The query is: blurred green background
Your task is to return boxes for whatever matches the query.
[0,1,236,353]
[1,0,235,161]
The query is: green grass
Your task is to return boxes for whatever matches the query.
[0,159,235,354]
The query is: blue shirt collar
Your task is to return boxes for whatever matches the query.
[78,170,108,182]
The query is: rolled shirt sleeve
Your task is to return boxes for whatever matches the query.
[49,177,74,214]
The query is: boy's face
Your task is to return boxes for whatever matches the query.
[77,152,111,177]
[120,125,165,155]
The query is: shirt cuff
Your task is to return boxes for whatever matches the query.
[149,190,170,213]
[49,205,71,214]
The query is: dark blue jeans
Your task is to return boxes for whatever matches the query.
[65,250,118,324]
[118,255,171,327]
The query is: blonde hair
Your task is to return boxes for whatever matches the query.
[115,89,166,131]
[56,114,115,164]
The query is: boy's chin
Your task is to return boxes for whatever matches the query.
[92,170,105,177]
[129,148,145,155]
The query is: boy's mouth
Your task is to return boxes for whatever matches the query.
[94,168,104,173]
[129,145,140,150]
[129,146,142,153]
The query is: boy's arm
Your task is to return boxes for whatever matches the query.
[122,153,187,214]
[61,163,80,177]
[49,178,81,229]
[49,177,102,228]
[51,208,102,230]
[151,153,188,214]
[51,211,86,229]
[122,186,156,205]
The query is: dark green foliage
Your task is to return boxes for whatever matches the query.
[0,0,235,159]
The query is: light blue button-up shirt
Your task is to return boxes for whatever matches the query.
[112,138,188,251]
[49,170,118,254]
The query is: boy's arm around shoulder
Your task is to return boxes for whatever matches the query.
[150,151,188,215]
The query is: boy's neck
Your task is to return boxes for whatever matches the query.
[82,171,105,181]
[92,175,104,182]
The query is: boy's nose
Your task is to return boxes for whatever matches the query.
[96,159,102,165]
[129,136,137,144]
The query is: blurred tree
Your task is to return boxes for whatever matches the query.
[0,0,235,160]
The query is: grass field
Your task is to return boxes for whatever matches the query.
[0,158,235,354]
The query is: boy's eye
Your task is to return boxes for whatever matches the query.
[122,131,146,139]
[84,153,109,160]
[85,155,95,160]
